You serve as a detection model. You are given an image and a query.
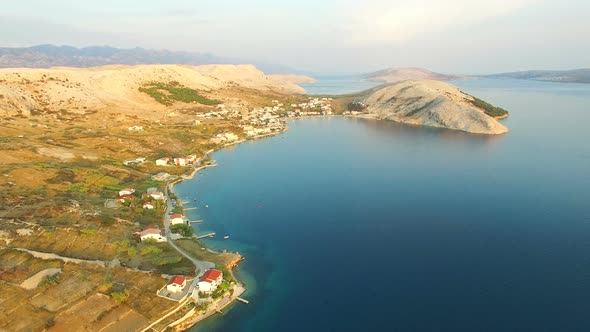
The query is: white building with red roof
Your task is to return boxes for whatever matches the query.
[166,275,186,293]
[170,214,185,225]
[142,201,154,209]
[117,194,135,203]
[198,269,223,293]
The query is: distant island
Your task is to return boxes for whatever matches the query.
[364,67,458,83]
[483,68,590,84]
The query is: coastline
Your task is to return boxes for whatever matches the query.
[158,127,289,331]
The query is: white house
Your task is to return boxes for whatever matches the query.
[128,125,143,131]
[198,269,223,293]
[167,276,186,293]
[173,158,186,167]
[170,214,185,225]
[139,228,166,242]
[150,191,165,200]
[156,157,170,166]
[142,201,154,209]
[119,188,135,196]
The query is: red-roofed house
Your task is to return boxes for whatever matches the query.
[198,269,223,293]
[142,201,154,209]
[170,214,184,225]
[167,275,186,293]
[140,228,166,242]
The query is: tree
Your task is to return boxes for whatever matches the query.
[170,224,194,237]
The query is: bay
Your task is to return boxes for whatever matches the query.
[177,78,590,331]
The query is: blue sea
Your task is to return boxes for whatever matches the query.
[176,77,590,331]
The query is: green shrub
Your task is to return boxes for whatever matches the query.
[139,81,221,106]
[467,95,509,117]
[171,224,194,237]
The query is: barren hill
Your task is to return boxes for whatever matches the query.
[0,64,310,117]
[361,80,508,135]
[366,67,457,83]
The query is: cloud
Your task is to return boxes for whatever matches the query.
[343,0,540,43]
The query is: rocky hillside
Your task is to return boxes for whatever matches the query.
[365,67,457,83]
[361,80,509,135]
[0,64,309,117]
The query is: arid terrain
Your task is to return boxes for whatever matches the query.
[0,64,314,331]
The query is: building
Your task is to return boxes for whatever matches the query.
[167,276,186,293]
[173,157,186,167]
[198,269,223,293]
[142,201,154,209]
[170,214,184,225]
[156,157,170,166]
[150,191,165,200]
[139,228,166,242]
[118,188,135,196]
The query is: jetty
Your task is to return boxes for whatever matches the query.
[196,232,215,239]
[184,207,197,211]
[190,220,204,224]
[181,200,189,204]
[236,297,250,304]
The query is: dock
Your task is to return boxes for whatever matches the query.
[180,201,189,204]
[196,232,215,239]
[184,207,197,211]
[236,297,249,304]
[190,220,204,224]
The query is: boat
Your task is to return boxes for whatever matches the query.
[224,235,230,239]
[193,198,198,202]
[205,205,209,208]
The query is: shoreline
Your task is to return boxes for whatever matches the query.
[160,127,288,331]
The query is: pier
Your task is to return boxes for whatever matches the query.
[196,232,215,239]
[184,207,197,211]
[236,297,250,304]
[190,220,204,224]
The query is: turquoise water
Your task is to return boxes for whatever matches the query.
[177,78,590,331]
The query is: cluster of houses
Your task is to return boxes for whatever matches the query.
[211,132,240,144]
[194,104,241,120]
[287,97,333,117]
[165,268,223,295]
[156,155,199,167]
[116,187,166,209]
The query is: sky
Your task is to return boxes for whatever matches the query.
[1,0,589,74]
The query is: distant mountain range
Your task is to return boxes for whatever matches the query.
[483,69,590,84]
[0,44,297,74]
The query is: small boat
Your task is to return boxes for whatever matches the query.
[205,205,209,208]
[194,198,199,202]
[224,235,230,240]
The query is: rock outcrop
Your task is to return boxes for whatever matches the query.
[362,80,509,135]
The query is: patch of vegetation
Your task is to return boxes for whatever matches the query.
[170,224,194,237]
[110,290,130,304]
[139,81,221,106]
[467,95,509,118]
[140,245,163,256]
[347,101,367,112]
[80,228,97,236]
[39,274,60,287]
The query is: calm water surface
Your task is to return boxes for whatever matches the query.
[177,78,590,331]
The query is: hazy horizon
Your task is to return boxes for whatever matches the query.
[1,0,589,74]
